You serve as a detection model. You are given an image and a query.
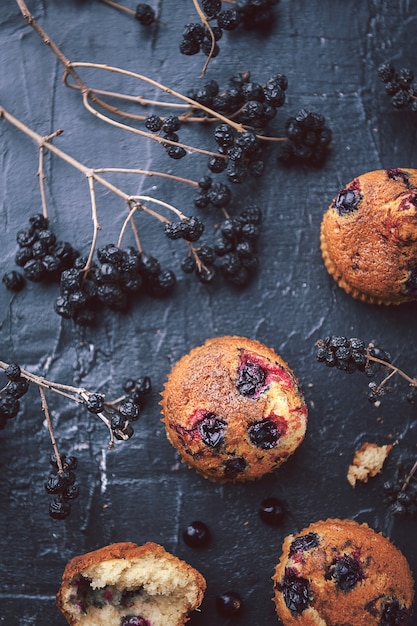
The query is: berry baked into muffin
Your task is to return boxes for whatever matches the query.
[320,168,417,304]
[56,541,206,626]
[160,335,307,482]
[273,518,414,626]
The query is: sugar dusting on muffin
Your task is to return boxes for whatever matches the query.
[160,335,308,482]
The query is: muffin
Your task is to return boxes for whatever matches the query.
[56,541,206,626]
[273,518,414,625]
[320,168,417,304]
[160,335,307,482]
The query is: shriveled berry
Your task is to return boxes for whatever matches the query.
[63,483,80,501]
[145,114,163,132]
[236,361,266,396]
[135,3,155,25]
[5,364,21,381]
[119,398,140,421]
[0,395,20,419]
[86,393,105,414]
[6,377,29,399]
[49,497,71,520]
[2,270,24,291]
[182,520,211,548]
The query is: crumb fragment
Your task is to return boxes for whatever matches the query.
[347,442,392,487]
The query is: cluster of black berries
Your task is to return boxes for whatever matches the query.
[164,216,205,242]
[315,336,397,404]
[189,71,287,130]
[188,72,288,183]
[209,122,266,183]
[179,0,278,57]
[144,114,187,160]
[377,62,417,111]
[86,376,151,441]
[0,364,29,430]
[2,213,78,293]
[55,244,176,326]
[45,453,79,520]
[181,198,262,286]
[278,108,332,166]
[383,459,417,516]
[134,3,155,25]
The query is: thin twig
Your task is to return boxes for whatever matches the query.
[39,386,64,474]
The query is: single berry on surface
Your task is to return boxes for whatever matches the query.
[216,590,242,616]
[259,497,286,525]
[182,520,211,548]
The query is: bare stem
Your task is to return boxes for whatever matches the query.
[365,349,417,388]
[39,386,64,474]
[401,459,417,491]
[83,173,101,275]
[99,0,135,16]
[191,0,216,77]
[65,62,245,133]
[93,167,199,188]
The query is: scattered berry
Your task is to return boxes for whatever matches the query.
[216,590,243,616]
[135,3,155,26]
[259,497,286,525]
[182,520,211,548]
[378,62,417,112]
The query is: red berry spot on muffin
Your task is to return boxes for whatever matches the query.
[236,351,296,397]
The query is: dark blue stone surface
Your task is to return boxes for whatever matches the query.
[1,1,417,624]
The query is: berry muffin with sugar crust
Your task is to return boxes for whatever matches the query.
[321,168,417,304]
[56,541,206,626]
[160,335,307,482]
[273,518,414,626]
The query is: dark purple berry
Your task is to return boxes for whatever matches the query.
[119,398,140,421]
[2,270,25,291]
[236,361,266,397]
[289,532,319,554]
[86,393,105,414]
[216,591,242,616]
[49,497,71,520]
[325,554,364,591]
[5,364,21,381]
[197,413,226,448]
[6,377,29,399]
[182,520,211,548]
[0,395,20,419]
[259,497,286,525]
[145,114,163,132]
[134,3,155,25]
[334,188,361,215]
[276,568,310,614]
[248,419,280,449]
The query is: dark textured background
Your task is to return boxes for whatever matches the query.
[1,1,417,624]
